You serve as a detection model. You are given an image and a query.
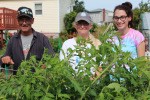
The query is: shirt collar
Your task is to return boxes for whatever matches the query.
[15,28,37,38]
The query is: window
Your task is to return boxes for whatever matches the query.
[35,3,42,15]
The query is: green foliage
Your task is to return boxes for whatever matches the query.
[49,38,62,53]
[0,29,150,99]
[133,8,141,29]
[139,1,150,13]
[64,11,77,33]
[0,47,6,56]
[133,0,150,29]
[73,0,85,13]
[63,0,85,34]
[90,23,98,33]
[59,31,68,41]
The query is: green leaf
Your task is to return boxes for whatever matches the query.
[43,96,53,100]
[0,96,6,100]
[107,83,120,89]
[97,93,104,100]
[114,97,124,100]
[0,85,7,94]
[33,92,44,97]
[46,93,54,98]
[89,89,97,96]
[24,84,30,99]
[65,72,84,96]
[58,93,70,99]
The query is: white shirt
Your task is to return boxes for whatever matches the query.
[59,38,95,74]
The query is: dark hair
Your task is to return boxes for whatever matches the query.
[113,2,133,28]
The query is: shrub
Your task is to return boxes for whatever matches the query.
[90,23,98,33]
[64,11,77,34]
[49,37,62,53]
[0,30,150,99]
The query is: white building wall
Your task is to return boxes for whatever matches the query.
[33,0,59,33]
[59,0,74,33]
[0,0,59,35]
[89,10,113,25]
[105,11,113,23]
[89,12,103,24]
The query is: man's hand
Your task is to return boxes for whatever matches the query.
[1,56,14,65]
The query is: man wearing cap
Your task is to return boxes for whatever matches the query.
[1,7,54,74]
[59,12,101,74]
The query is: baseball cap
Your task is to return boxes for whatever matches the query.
[75,12,92,23]
[17,7,33,19]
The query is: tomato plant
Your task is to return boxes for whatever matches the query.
[0,30,150,100]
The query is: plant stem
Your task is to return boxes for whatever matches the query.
[46,85,50,93]
[80,56,118,100]
[147,80,150,93]
[16,85,23,100]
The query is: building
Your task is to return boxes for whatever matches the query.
[88,8,113,26]
[141,12,150,54]
[0,0,75,38]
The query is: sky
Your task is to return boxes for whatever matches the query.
[79,0,149,11]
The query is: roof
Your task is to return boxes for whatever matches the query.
[89,8,103,12]
[88,8,113,13]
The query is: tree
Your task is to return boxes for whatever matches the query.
[139,0,150,13]
[64,0,85,34]
[64,11,77,34]
[73,0,85,13]
[133,0,150,29]
[133,8,141,29]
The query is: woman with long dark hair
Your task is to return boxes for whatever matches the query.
[113,2,145,58]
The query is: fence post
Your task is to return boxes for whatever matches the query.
[5,64,9,79]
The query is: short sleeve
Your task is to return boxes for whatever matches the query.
[135,31,145,47]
